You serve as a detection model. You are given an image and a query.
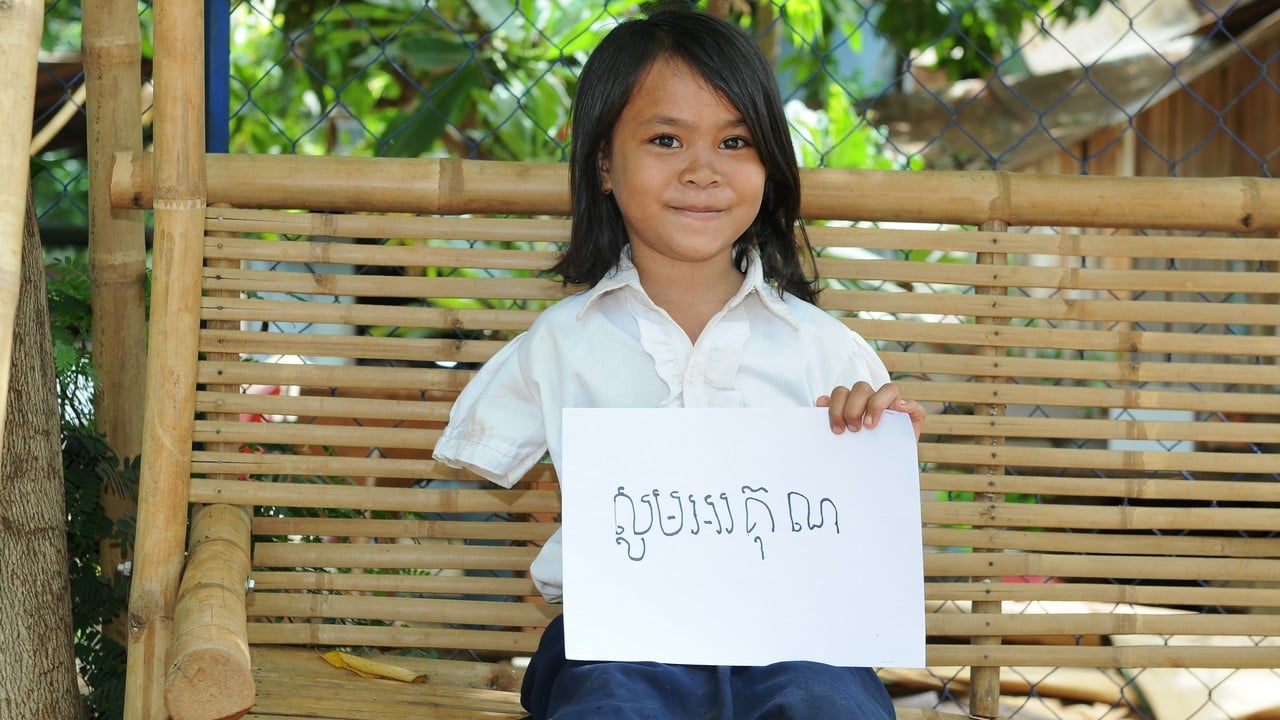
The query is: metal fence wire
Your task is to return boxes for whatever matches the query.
[33,1,1280,719]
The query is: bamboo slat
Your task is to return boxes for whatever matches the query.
[925,643,1280,669]
[823,290,1280,326]
[202,296,539,333]
[923,527,1280,557]
[926,499,1280,532]
[203,266,568,302]
[193,419,440,451]
[111,152,1280,231]
[191,478,560,513]
[252,645,523,691]
[925,552,1280,582]
[197,361,477,393]
[205,230,564,264]
[918,473,1280,503]
[165,505,255,720]
[807,225,1280,260]
[191,452,464,482]
[845,317,1280,356]
[247,622,542,655]
[917,443,1279,474]
[253,542,538,572]
[927,613,1277,638]
[898,380,1279,415]
[249,571,539,597]
[247,593,557,628]
[928,415,1279,444]
[821,257,1278,294]
[201,329,507,364]
[196,390,453,423]
[252,517,556,543]
[925,582,1279,608]
[882,350,1280,385]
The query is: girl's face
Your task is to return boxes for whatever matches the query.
[599,58,766,284]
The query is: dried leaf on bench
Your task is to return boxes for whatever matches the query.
[322,651,427,684]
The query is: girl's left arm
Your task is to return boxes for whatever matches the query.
[816,381,926,441]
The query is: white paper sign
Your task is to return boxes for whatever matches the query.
[560,407,925,668]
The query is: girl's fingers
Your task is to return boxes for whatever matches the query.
[818,382,926,439]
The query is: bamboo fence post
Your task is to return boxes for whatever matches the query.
[968,218,1009,720]
[0,0,43,449]
[82,0,149,631]
[123,0,207,716]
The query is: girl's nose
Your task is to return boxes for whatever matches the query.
[680,147,720,187]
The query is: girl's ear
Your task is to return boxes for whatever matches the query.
[597,149,612,193]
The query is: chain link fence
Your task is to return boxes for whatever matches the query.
[35,1,1279,719]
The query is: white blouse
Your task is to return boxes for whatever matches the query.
[432,248,891,602]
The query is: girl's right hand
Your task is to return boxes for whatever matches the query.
[816,381,925,441]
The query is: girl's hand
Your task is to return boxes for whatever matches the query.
[816,381,925,441]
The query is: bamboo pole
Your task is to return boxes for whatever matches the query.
[967,218,1008,720]
[82,0,149,638]
[164,504,255,720]
[29,82,87,155]
[123,0,208,715]
[111,152,1280,231]
[0,0,43,451]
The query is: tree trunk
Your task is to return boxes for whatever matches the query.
[0,189,84,719]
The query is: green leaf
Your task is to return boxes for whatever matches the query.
[381,63,485,157]
[391,33,478,72]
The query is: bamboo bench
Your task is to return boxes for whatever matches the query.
[113,153,1280,720]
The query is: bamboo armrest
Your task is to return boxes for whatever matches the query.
[165,504,255,720]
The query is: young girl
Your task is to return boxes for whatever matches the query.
[434,7,926,719]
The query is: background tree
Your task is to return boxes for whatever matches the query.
[0,189,84,720]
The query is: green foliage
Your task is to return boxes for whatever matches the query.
[227,0,627,159]
[46,254,96,422]
[872,0,1103,80]
[63,428,137,720]
[48,249,138,720]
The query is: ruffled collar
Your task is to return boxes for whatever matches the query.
[577,245,798,329]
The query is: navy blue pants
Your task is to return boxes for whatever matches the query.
[522,616,896,720]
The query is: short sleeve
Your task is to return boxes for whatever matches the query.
[847,329,892,389]
[432,333,548,488]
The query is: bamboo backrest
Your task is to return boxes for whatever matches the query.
[115,154,1280,720]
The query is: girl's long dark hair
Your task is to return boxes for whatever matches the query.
[551,8,818,303]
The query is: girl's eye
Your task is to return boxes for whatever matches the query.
[652,135,680,148]
[721,136,752,150]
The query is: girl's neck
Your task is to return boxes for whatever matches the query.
[634,256,745,343]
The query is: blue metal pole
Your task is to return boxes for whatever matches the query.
[205,0,231,152]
